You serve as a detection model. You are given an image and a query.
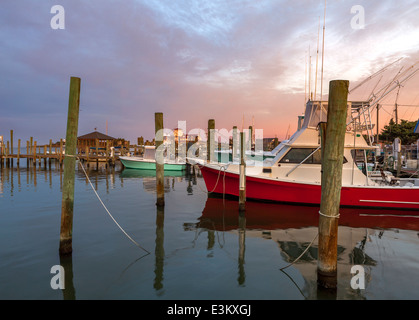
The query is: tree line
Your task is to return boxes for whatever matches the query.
[379,119,419,145]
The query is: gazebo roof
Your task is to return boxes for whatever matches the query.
[77,131,116,140]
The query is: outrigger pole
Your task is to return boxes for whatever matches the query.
[319,0,327,122]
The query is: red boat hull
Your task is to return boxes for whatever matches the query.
[199,165,419,211]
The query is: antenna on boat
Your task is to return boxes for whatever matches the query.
[305,51,308,103]
[319,0,327,121]
[349,57,403,95]
[314,16,320,101]
[309,45,312,100]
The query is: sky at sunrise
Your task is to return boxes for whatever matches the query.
[1,0,419,144]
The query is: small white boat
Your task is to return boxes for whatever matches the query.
[119,146,186,171]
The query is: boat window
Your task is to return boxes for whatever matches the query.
[279,148,322,164]
[279,148,347,164]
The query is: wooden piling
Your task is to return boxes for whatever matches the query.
[239,132,246,212]
[6,141,9,167]
[0,136,3,168]
[106,140,109,167]
[232,126,238,162]
[44,145,47,167]
[17,139,20,165]
[10,130,13,166]
[49,139,52,167]
[95,138,99,170]
[248,125,253,150]
[207,119,215,162]
[59,76,81,256]
[317,80,349,289]
[155,112,165,207]
[33,141,37,167]
[59,139,63,167]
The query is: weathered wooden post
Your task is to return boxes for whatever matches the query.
[44,145,47,167]
[248,125,253,150]
[105,140,109,168]
[317,80,349,289]
[95,138,99,170]
[30,137,33,157]
[49,139,52,167]
[17,139,21,166]
[5,141,9,167]
[26,140,29,167]
[10,130,13,166]
[59,77,81,255]
[0,136,3,168]
[155,112,165,207]
[239,132,246,212]
[395,137,402,177]
[232,126,238,162]
[207,119,215,163]
[59,138,63,167]
[33,141,37,167]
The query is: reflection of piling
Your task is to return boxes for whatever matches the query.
[155,112,165,207]
[154,206,165,291]
[317,80,349,289]
[59,254,76,300]
[239,132,246,212]
[59,77,81,256]
[238,212,246,286]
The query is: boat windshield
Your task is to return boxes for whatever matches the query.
[278,147,348,165]
[279,148,322,164]
[143,147,156,160]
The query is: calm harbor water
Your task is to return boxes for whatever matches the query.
[1,159,419,300]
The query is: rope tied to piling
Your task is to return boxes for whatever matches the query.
[74,155,150,255]
[318,210,340,218]
[196,163,228,194]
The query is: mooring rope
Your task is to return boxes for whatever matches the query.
[280,232,318,271]
[279,210,340,270]
[75,156,150,254]
[318,210,340,218]
[196,163,228,194]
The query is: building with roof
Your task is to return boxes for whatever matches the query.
[77,130,116,151]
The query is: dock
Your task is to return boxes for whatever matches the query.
[0,133,150,169]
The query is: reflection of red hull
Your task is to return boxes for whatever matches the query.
[200,196,419,231]
[199,165,419,212]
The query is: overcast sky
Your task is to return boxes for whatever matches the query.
[1,0,419,144]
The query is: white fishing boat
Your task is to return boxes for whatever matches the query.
[199,74,419,212]
[197,53,419,212]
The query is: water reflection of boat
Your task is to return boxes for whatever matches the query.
[120,168,185,194]
[198,196,419,231]
[192,196,419,299]
[120,168,185,178]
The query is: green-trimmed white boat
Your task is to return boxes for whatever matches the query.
[119,146,186,171]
